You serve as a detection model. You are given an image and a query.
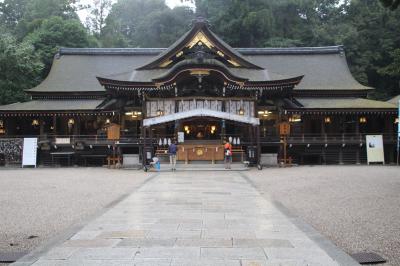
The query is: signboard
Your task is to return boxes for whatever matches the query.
[55,138,70,144]
[279,122,291,135]
[107,123,120,140]
[22,138,37,167]
[178,132,185,143]
[366,135,384,165]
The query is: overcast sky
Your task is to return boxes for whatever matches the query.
[77,0,194,22]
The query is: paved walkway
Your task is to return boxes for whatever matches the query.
[14,171,358,266]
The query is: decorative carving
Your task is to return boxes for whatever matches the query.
[159,60,173,68]
[228,59,240,67]
[217,51,225,57]
[187,31,214,49]
[190,70,210,76]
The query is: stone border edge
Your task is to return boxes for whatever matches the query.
[239,172,360,266]
[11,172,160,266]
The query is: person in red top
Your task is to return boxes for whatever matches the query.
[224,140,233,169]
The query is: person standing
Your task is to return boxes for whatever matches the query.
[224,140,232,169]
[168,140,177,171]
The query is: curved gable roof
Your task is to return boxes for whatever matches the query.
[28,46,371,93]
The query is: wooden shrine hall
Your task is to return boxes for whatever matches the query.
[0,18,398,167]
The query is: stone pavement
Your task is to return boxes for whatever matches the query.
[14,171,359,266]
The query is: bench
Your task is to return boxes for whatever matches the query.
[80,154,107,166]
[50,152,75,166]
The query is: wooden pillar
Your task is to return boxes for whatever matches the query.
[384,115,391,134]
[221,119,226,141]
[121,114,126,135]
[355,115,360,134]
[339,148,344,165]
[174,120,180,140]
[73,117,80,136]
[249,125,253,146]
[356,149,360,165]
[53,115,57,136]
[39,119,45,136]
[256,125,261,166]
[142,126,147,166]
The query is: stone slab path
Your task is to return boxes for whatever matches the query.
[14,171,358,266]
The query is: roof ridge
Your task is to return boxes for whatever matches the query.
[59,46,344,56]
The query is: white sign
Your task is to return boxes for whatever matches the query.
[366,135,385,165]
[178,132,185,143]
[55,138,70,144]
[22,138,38,167]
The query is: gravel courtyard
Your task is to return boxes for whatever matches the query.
[246,165,400,266]
[1,166,399,265]
[0,168,150,264]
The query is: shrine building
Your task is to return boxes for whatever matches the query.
[0,19,397,166]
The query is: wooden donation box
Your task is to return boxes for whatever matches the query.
[107,123,120,140]
[177,144,224,163]
[279,122,291,136]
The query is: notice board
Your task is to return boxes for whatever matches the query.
[107,124,120,140]
[178,132,185,143]
[22,138,37,167]
[366,135,385,165]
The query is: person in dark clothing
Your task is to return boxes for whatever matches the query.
[168,141,177,171]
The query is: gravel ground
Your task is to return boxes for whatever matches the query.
[0,168,150,264]
[247,166,400,266]
[1,166,399,265]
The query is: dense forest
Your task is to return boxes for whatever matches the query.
[0,0,399,105]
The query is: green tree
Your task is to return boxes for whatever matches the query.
[101,0,194,47]
[25,16,97,77]
[380,49,400,77]
[133,6,195,47]
[380,0,400,9]
[16,0,80,38]
[195,0,400,98]
[340,0,400,98]
[85,0,113,37]
[0,31,43,104]
[0,0,29,33]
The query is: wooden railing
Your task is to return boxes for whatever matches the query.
[1,133,398,146]
[272,133,397,144]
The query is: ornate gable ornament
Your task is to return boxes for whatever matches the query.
[137,17,263,70]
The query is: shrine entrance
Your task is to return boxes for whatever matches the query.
[143,111,260,164]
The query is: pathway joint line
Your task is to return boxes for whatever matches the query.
[238,171,360,266]
[12,173,160,266]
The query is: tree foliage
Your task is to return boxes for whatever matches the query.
[0,0,29,33]
[0,31,43,105]
[195,0,400,99]
[0,0,399,103]
[380,0,400,9]
[25,16,96,77]
[85,0,113,36]
[100,0,194,47]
